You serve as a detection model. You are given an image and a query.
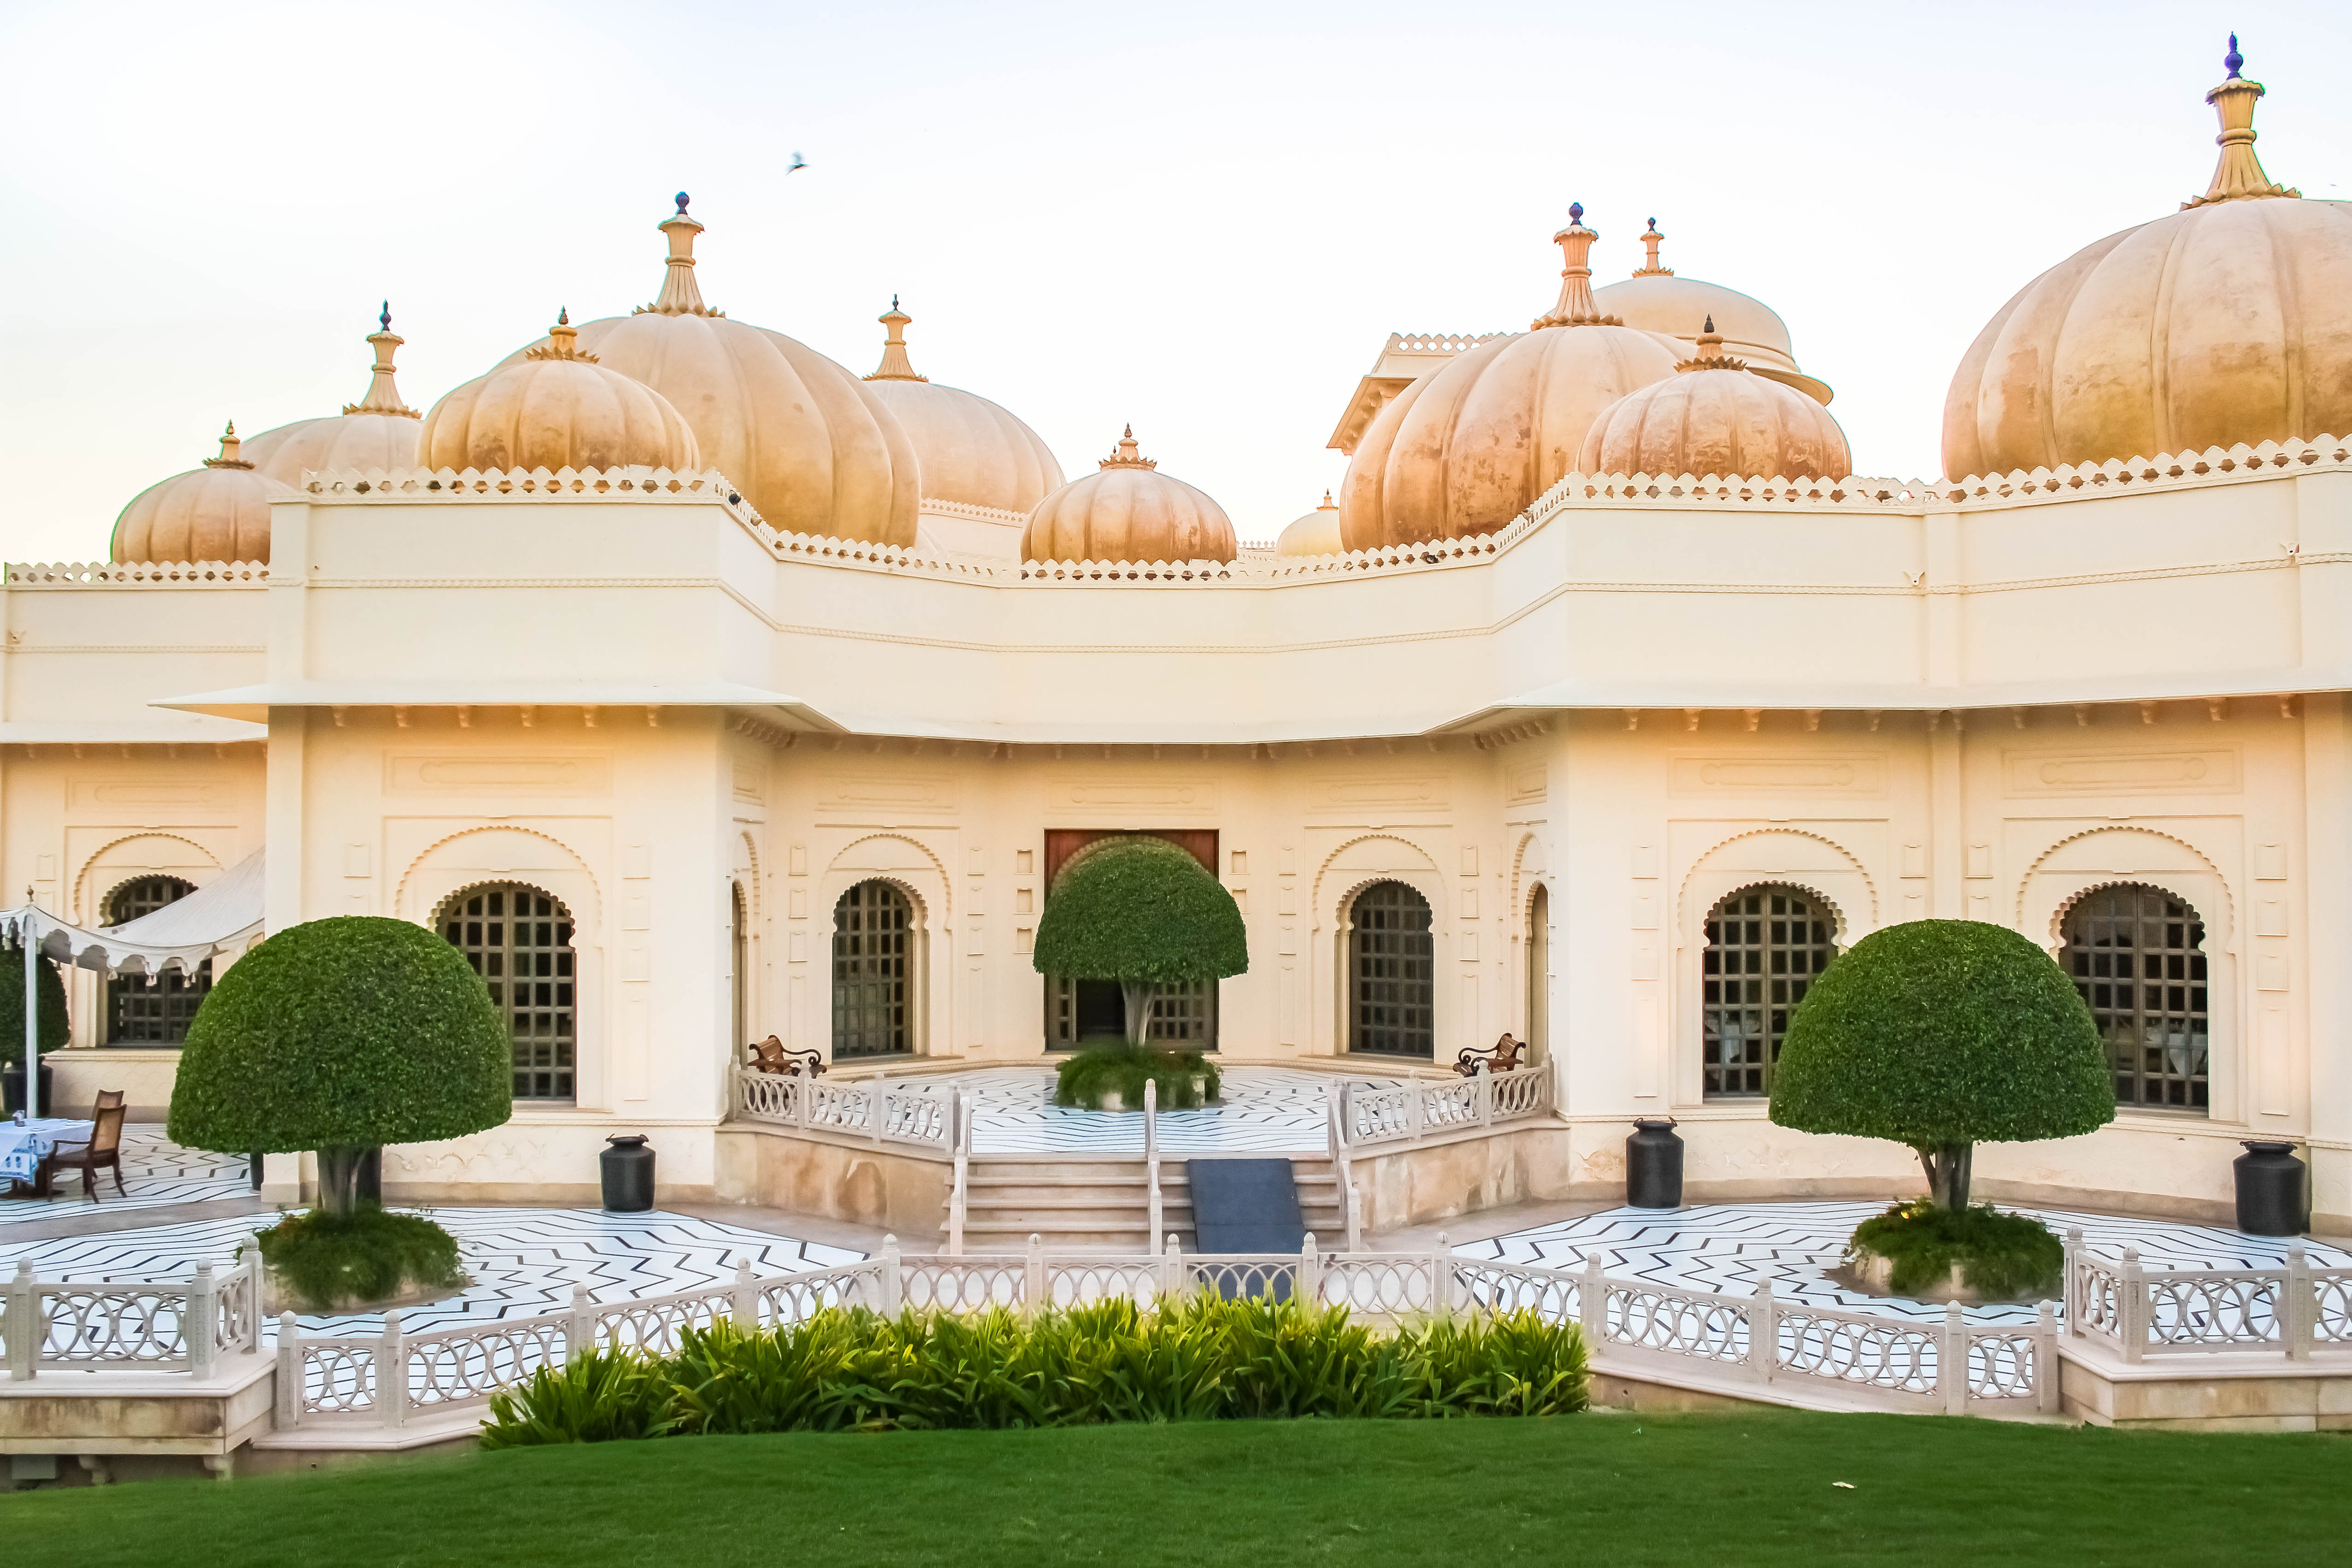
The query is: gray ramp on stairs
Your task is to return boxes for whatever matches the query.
[1186,1158,1305,1253]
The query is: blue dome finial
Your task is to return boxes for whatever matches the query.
[674,191,691,215]
[1568,201,1584,224]
[378,300,391,332]
[2225,33,2243,78]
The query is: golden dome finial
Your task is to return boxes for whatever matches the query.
[643,191,725,317]
[1532,203,1623,329]
[344,301,422,419]
[865,294,927,382]
[2185,36,2299,208]
[1099,423,1158,470]
[203,420,253,470]
[1631,217,1673,278]
[1673,314,1749,374]
[1318,489,1335,509]
[525,308,600,364]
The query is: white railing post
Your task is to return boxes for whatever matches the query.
[881,1235,903,1316]
[731,1258,758,1329]
[1477,1061,1494,1128]
[566,1283,594,1363]
[1748,1268,1776,1384]
[275,1312,301,1428]
[2063,1227,2083,1338]
[1431,1232,1453,1315]
[1025,1233,1045,1315]
[1147,1172,1163,1257]
[1344,1176,1363,1255]
[2286,1245,2312,1362]
[1144,1077,1158,1167]
[1300,1232,1322,1308]
[378,1310,407,1429]
[1407,1078,1425,1142]
[1941,1302,1968,1415]
[1579,1253,1605,1347]
[9,1261,38,1380]
[2119,1249,2147,1364]
[188,1264,217,1378]
[949,1151,969,1257]
[870,1072,888,1146]
[1326,1081,1343,1159]
[2036,1300,2060,1415]
[1160,1234,1182,1299]
[245,1235,268,1352]
[795,1067,810,1131]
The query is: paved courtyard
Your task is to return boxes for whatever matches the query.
[953,1064,1393,1154]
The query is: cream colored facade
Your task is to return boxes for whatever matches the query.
[8,47,2348,1228]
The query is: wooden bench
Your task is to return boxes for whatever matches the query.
[747,1034,828,1078]
[1453,1032,1526,1078]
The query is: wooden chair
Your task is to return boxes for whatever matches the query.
[1453,1032,1527,1078]
[91,1089,125,1114]
[51,1103,127,1203]
[747,1034,827,1078]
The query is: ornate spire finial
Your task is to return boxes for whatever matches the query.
[204,419,253,470]
[525,308,599,364]
[643,192,723,317]
[347,301,422,418]
[558,306,569,326]
[1318,489,1335,509]
[1632,215,1673,278]
[2186,38,2298,207]
[865,296,926,382]
[1532,203,1623,329]
[1099,425,1157,470]
[1674,314,1748,374]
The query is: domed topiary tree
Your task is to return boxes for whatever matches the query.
[1770,919,2113,1212]
[0,940,68,1112]
[170,916,512,1216]
[1032,836,1247,1048]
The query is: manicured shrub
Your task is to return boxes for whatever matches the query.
[480,1294,1589,1444]
[1032,838,1247,1048]
[1770,920,2112,1210]
[0,940,69,1066]
[169,916,512,1216]
[247,1204,465,1311]
[1054,1044,1222,1109]
[1845,1199,2064,1298]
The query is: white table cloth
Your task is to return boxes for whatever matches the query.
[0,1118,92,1183]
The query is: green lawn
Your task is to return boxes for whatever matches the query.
[6,1412,2347,1567]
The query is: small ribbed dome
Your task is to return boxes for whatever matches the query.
[112,423,276,564]
[1340,207,1682,552]
[241,305,423,481]
[1592,218,1832,405]
[860,299,1063,513]
[422,311,701,473]
[1578,322,1852,480]
[1944,45,2352,479]
[1275,492,1344,557]
[504,195,919,543]
[1022,428,1237,563]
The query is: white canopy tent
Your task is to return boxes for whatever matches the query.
[1,851,265,1117]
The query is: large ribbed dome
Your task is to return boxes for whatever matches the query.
[241,305,423,481]
[422,312,701,473]
[1022,428,1236,563]
[1339,208,1681,551]
[112,423,276,564]
[1943,47,2352,479]
[860,299,1062,514]
[1579,324,1852,480]
[500,196,919,544]
[1593,219,1831,405]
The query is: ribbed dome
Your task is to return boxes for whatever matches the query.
[1593,218,1832,405]
[860,299,1063,513]
[241,305,423,481]
[1275,492,1344,557]
[1022,428,1236,563]
[421,312,702,473]
[1579,324,1852,480]
[1339,207,1682,551]
[1944,47,2352,479]
[501,195,919,544]
[112,423,276,564]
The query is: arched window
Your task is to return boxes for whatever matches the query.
[2062,885,2208,1112]
[833,881,912,1058]
[105,875,211,1044]
[1702,885,1837,1098]
[439,885,576,1101]
[1525,884,1550,1063]
[1348,881,1433,1058]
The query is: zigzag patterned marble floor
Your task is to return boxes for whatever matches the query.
[0,1126,252,1223]
[957,1065,1401,1154]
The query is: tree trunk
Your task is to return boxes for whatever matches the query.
[1916,1141,1974,1211]
[316,1146,369,1219]
[1120,979,1154,1049]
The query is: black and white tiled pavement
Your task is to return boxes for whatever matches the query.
[1461,1201,2352,1324]
[0,1127,252,1224]
[959,1065,1394,1154]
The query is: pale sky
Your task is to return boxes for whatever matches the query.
[3,0,2347,561]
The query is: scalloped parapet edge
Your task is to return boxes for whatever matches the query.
[1931,435,2351,503]
[5,560,268,586]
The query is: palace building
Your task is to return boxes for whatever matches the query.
[7,45,2350,1231]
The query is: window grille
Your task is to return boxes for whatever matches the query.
[439,885,575,1100]
[1045,975,1217,1048]
[1348,881,1433,1058]
[1702,886,1836,1097]
[2062,885,2209,1112]
[833,881,911,1058]
[104,876,210,1044]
